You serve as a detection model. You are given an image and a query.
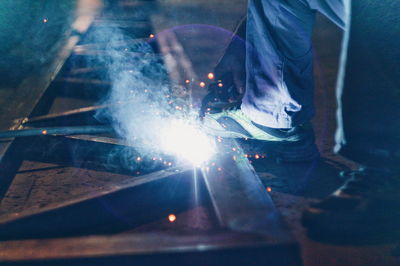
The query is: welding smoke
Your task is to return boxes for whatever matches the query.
[87,24,196,168]
[86,21,247,168]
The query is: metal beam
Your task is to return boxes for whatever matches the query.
[0,232,300,265]
[0,2,101,198]
[0,165,192,239]
[0,138,299,262]
[203,140,294,240]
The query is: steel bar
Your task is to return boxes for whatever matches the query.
[93,19,150,28]
[19,133,174,177]
[21,104,110,125]
[0,166,192,239]
[0,232,301,265]
[0,3,101,198]
[0,139,300,263]
[66,134,130,146]
[73,39,148,52]
[72,49,159,57]
[56,77,112,86]
[0,126,113,139]
[22,101,139,126]
[203,140,294,239]
[67,66,106,75]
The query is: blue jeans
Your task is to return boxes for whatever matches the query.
[241,0,348,128]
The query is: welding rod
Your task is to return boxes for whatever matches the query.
[0,125,114,139]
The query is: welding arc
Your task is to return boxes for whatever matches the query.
[0,125,113,139]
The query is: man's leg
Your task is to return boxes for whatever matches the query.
[242,0,346,128]
[202,0,347,161]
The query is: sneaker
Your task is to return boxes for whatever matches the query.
[302,167,400,242]
[202,107,319,162]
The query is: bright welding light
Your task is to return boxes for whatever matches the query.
[161,119,215,166]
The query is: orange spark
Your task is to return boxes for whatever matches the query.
[149,34,155,38]
[218,83,223,87]
[43,18,48,23]
[207,72,214,80]
[41,130,48,135]
[199,82,206,88]
[266,187,272,192]
[185,79,191,84]
[168,214,176,222]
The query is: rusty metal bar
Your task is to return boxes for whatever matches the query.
[203,140,293,241]
[0,125,113,139]
[21,104,110,125]
[0,137,299,262]
[0,232,300,265]
[0,2,101,199]
[0,165,192,239]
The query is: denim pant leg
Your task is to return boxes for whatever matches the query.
[241,0,346,128]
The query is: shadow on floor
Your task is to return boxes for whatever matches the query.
[252,156,350,199]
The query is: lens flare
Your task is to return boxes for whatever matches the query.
[161,119,215,166]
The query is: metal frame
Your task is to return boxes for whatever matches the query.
[0,0,300,264]
[0,140,299,264]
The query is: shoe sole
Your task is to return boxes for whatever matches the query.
[202,116,319,162]
[202,116,289,141]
